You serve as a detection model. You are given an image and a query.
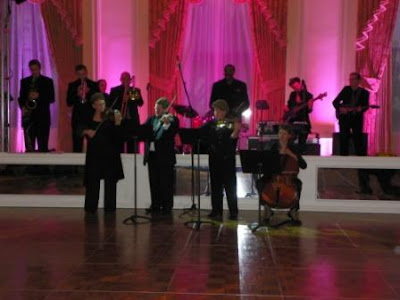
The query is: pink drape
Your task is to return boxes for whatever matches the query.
[180,0,254,122]
[249,0,287,133]
[149,0,188,112]
[41,0,83,152]
[356,0,399,154]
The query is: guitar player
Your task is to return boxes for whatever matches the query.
[284,77,314,154]
[332,72,369,156]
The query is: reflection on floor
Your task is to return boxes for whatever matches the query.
[0,208,399,299]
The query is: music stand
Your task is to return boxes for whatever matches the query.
[179,128,214,230]
[123,124,152,225]
[240,150,277,232]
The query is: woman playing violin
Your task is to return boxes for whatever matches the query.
[259,124,307,225]
[81,93,125,214]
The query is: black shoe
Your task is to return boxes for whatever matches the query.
[357,188,373,195]
[160,210,172,216]
[207,211,222,221]
[145,207,161,214]
[229,214,238,221]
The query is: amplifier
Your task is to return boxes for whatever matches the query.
[247,136,321,155]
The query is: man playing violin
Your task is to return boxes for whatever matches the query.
[143,97,179,215]
[333,72,369,156]
[201,99,240,221]
[81,93,125,214]
[109,72,144,153]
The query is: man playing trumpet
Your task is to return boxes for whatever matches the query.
[110,72,144,153]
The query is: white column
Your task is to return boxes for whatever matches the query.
[84,0,149,121]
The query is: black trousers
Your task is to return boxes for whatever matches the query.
[338,115,366,156]
[147,153,175,212]
[209,156,238,216]
[24,121,50,152]
[292,124,310,154]
[72,125,84,153]
[85,177,117,212]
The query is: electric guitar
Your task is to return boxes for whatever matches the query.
[283,92,327,123]
[335,104,380,119]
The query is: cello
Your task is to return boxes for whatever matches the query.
[260,152,300,209]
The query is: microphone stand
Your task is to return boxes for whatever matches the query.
[176,57,197,214]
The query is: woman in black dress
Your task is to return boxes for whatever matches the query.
[81,93,124,213]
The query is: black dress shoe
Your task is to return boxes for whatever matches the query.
[145,207,161,214]
[229,214,238,221]
[207,211,222,220]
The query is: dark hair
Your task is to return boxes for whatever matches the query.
[289,77,301,86]
[98,79,106,85]
[75,64,87,72]
[279,124,293,135]
[350,72,361,80]
[28,59,41,68]
[90,92,105,104]
[224,64,235,72]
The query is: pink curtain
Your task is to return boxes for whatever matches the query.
[249,0,288,133]
[149,0,188,112]
[40,0,83,152]
[180,0,254,123]
[356,0,399,154]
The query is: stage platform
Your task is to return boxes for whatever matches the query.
[0,153,399,214]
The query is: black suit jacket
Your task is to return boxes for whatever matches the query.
[210,78,249,117]
[332,86,369,120]
[66,78,99,126]
[18,75,55,125]
[109,85,144,125]
[143,115,179,165]
[287,90,313,127]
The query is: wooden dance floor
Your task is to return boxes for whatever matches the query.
[0,208,399,299]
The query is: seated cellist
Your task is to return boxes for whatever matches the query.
[258,124,307,225]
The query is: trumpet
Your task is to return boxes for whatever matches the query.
[26,76,38,111]
[127,87,141,101]
[78,79,88,103]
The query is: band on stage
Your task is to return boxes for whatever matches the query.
[17,60,376,222]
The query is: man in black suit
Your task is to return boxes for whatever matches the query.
[210,64,250,118]
[66,64,99,152]
[333,72,370,194]
[109,72,144,153]
[18,59,55,152]
[143,97,179,215]
[333,72,369,156]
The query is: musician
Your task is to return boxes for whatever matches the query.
[143,97,179,215]
[98,79,110,106]
[202,99,240,221]
[67,64,99,152]
[333,72,369,156]
[210,64,249,118]
[285,77,313,153]
[259,125,307,224]
[109,72,144,153]
[18,59,55,152]
[81,93,124,214]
